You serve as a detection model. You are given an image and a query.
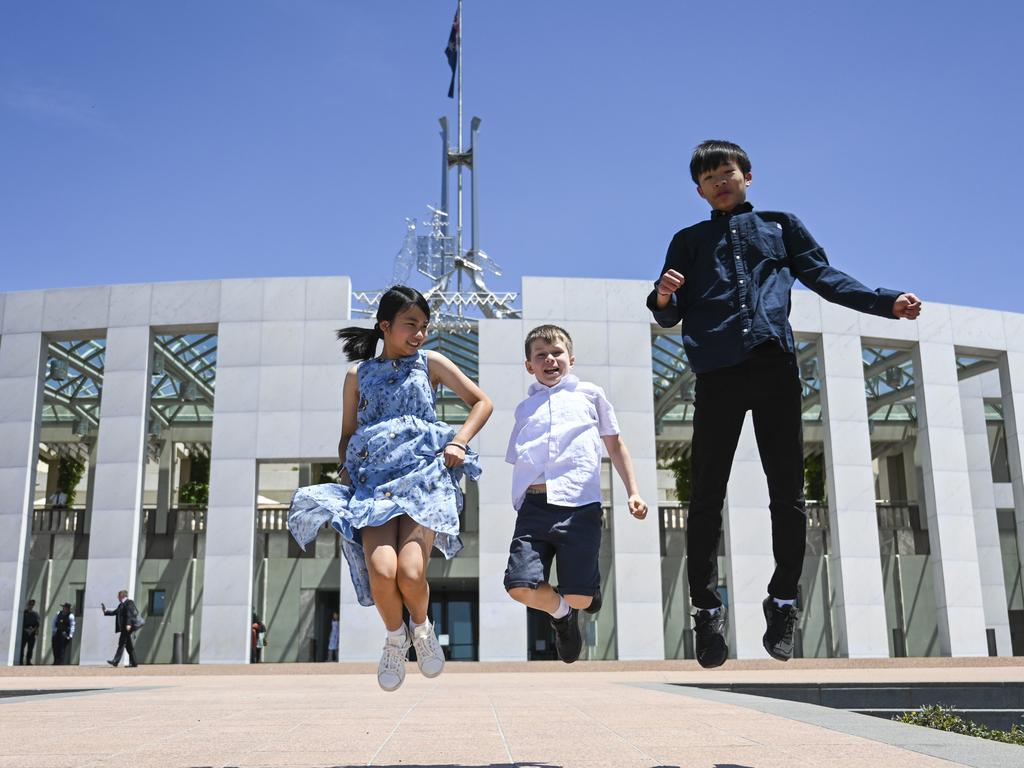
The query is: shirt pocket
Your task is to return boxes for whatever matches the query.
[751,221,788,264]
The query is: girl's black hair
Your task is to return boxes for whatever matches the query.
[335,285,431,361]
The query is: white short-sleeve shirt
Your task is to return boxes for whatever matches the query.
[506,375,620,511]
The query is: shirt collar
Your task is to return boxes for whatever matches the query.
[711,201,753,220]
[528,373,579,396]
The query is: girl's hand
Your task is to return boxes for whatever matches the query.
[443,442,467,469]
[628,494,648,520]
[337,466,351,486]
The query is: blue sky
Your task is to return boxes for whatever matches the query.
[2,1,1021,313]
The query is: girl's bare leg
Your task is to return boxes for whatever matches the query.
[361,518,404,631]
[395,516,435,625]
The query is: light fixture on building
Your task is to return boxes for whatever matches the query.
[48,359,68,382]
[152,354,165,376]
[800,358,818,381]
[884,366,902,389]
[72,419,89,437]
[148,419,163,437]
[182,381,199,401]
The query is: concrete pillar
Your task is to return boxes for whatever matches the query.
[198,320,260,663]
[0,331,45,666]
[959,374,1011,654]
[605,321,664,660]
[79,325,152,665]
[819,332,890,657]
[476,319,528,661]
[912,309,988,655]
[723,414,774,658]
[998,346,1024,628]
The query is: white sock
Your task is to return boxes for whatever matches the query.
[551,596,571,619]
[408,617,428,632]
[386,625,407,642]
[773,597,796,608]
[705,606,722,616]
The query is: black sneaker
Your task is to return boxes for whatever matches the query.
[693,607,728,668]
[584,588,602,614]
[106,660,117,667]
[551,607,583,663]
[762,597,798,661]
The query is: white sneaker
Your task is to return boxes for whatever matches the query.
[377,628,410,692]
[410,620,445,678]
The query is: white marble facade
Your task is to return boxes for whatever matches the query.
[1,276,1021,663]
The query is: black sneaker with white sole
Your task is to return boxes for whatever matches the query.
[762,597,798,661]
[693,607,728,669]
[551,607,583,663]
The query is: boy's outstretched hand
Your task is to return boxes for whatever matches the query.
[628,494,648,520]
[893,293,922,320]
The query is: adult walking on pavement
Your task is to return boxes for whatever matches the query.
[20,599,40,665]
[51,602,76,665]
[102,590,142,668]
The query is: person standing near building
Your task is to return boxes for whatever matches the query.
[327,611,339,662]
[102,590,141,668]
[251,614,267,663]
[51,602,75,665]
[20,599,40,665]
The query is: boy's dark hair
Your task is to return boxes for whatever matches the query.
[524,324,573,359]
[335,285,431,361]
[689,139,752,184]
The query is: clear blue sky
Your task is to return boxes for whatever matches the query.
[2,1,1021,313]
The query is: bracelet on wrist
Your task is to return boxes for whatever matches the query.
[445,441,467,452]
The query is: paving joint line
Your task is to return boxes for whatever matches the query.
[366,691,429,766]
[488,696,518,767]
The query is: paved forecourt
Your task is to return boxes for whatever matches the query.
[2,659,1023,768]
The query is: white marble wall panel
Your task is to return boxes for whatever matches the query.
[80,325,151,665]
[2,292,45,335]
[819,332,890,657]
[476,319,528,660]
[723,414,775,658]
[42,287,111,332]
[0,333,44,665]
[913,328,989,656]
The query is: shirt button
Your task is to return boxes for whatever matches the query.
[384,491,392,497]
[741,303,747,309]
[742,328,749,334]
[388,432,396,439]
[739,280,745,285]
[735,256,740,261]
[731,229,736,234]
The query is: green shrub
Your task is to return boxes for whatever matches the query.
[56,456,85,506]
[895,705,1024,746]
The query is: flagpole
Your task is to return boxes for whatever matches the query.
[456,0,464,306]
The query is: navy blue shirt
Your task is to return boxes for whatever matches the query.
[646,202,903,374]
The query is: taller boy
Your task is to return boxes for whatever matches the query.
[648,140,921,668]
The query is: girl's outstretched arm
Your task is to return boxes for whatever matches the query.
[427,350,494,468]
[336,365,360,483]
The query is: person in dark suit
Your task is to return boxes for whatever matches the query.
[102,590,140,668]
[20,600,40,665]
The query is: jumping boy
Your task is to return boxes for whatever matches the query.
[648,140,921,668]
[504,324,649,662]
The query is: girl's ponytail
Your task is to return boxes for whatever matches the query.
[336,324,383,362]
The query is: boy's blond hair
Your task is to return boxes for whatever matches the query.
[524,324,573,360]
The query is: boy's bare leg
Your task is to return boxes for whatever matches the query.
[395,515,435,624]
[507,584,591,612]
[362,518,404,631]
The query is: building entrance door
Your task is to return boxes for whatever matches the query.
[427,589,478,661]
[314,589,339,662]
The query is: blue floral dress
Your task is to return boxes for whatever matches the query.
[288,350,480,606]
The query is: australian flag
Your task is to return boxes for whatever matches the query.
[445,6,459,98]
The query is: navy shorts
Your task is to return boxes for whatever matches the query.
[503,493,603,596]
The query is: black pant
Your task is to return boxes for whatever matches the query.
[52,633,67,665]
[111,630,137,666]
[20,631,36,665]
[687,346,806,609]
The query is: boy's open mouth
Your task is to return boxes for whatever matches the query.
[544,367,560,376]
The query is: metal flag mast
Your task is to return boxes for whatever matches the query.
[353,0,520,332]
